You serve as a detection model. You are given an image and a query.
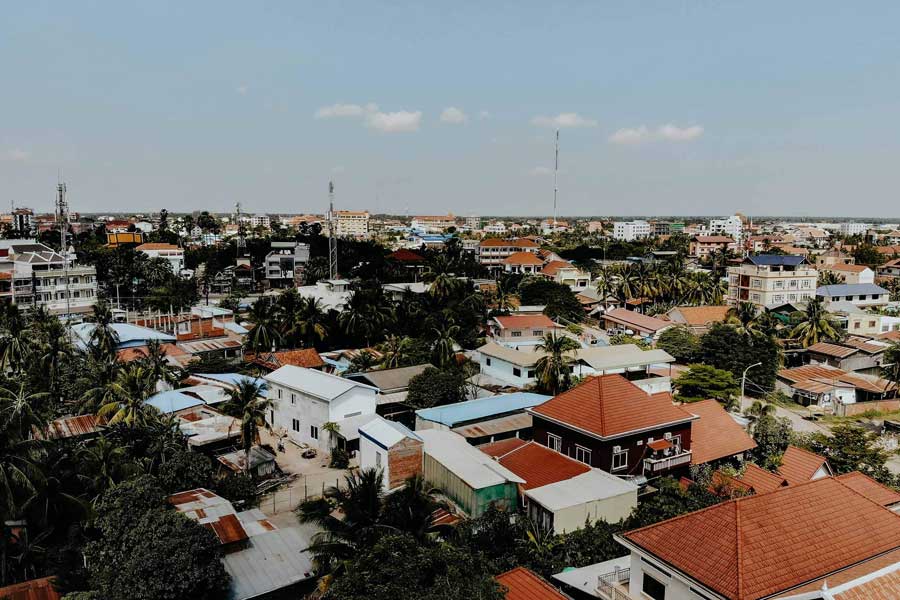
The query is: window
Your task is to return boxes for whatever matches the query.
[511,330,522,337]
[774,279,784,289]
[292,418,300,432]
[642,573,666,600]
[789,279,798,288]
[854,322,860,329]
[278,388,283,400]
[773,294,783,303]
[512,367,522,377]
[547,433,562,452]
[612,450,628,471]
[310,426,318,440]
[375,452,382,468]
[291,393,296,405]
[870,320,877,327]
[485,358,492,366]
[575,445,592,464]
[751,278,761,288]
[751,293,760,303]
[532,330,543,336]
[789,294,797,301]
[270,410,275,425]
[527,370,535,378]
[802,279,811,288]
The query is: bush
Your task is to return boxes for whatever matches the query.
[657,326,699,363]
[156,449,215,493]
[214,472,259,509]
[406,367,467,409]
[330,447,350,469]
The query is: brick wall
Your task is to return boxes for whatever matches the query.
[388,439,424,489]
[837,400,900,417]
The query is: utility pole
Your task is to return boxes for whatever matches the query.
[553,129,559,228]
[56,180,71,317]
[327,181,338,280]
[235,201,246,258]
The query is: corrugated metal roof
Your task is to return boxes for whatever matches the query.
[263,365,377,401]
[45,414,101,439]
[359,415,422,447]
[576,345,674,371]
[452,412,532,438]
[70,322,176,350]
[415,392,550,427]
[345,363,435,393]
[418,429,525,489]
[817,283,889,297]
[146,390,204,414]
[0,577,61,600]
[525,469,637,511]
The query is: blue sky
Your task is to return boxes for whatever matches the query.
[3,1,900,217]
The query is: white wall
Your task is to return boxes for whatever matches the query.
[546,490,637,534]
[478,354,536,387]
[628,551,706,600]
[270,382,376,450]
[359,434,391,493]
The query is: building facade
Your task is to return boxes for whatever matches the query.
[334,211,370,237]
[727,255,818,308]
[612,220,651,241]
[0,241,98,316]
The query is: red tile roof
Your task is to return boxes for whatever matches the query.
[530,375,695,439]
[388,249,425,263]
[692,235,735,244]
[249,348,325,370]
[828,263,869,273]
[736,463,788,493]
[623,477,900,600]
[495,567,569,600]
[494,314,558,330]
[777,445,831,485]
[480,237,539,248]
[503,251,545,266]
[478,440,590,490]
[665,305,730,326]
[540,260,575,276]
[686,400,757,465]
[135,242,181,251]
[603,308,672,333]
[836,471,900,507]
[478,437,529,457]
[0,577,61,600]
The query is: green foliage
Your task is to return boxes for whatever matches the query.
[674,364,740,406]
[406,367,467,409]
[883,342,900,388]
[214,473,259,509]
[749,413,793,470]
[852,243,887,267]
[796,423,897,486]
[623,478,721,530]
[533,333,580,395]
[330,447,350,469]
[517,278,584,323]
[324,533,504,600]
[699,322,781,395]
[656,326,700,363]
[155,449,214,493]
[608,334,651,349]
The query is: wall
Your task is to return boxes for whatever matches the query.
[387,438,423,490]
[627,551,704,600]
[545,489,637,534]
[478,354,536,387]
[270,383,329,449]
[837,399,900,417]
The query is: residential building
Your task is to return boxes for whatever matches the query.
[496,568,569,600]
[465,215,481,230]
[483,221,507,234]
[829,301,883,336]
[816,283,890,308]
[614,476,900,600]
[878,257,900,279]
[106,231,144,247]
[264,241,309,288]
[491,314,563,348]
[806,338,890,375]
[418,429,524,517]
[708,214,743,243]
[663,305,729,334]
[0,578,61,600]
[479,438,638,533]
[11,207,35,235]
[477,237,540,268]
[358,415,424,492]
[345,363,433,405]
[819,262,875,284]
[333,210,370,237]
[726,255,818,308]
[247,214,271,229]
[528,375,698,478]
[0,241,98,316]
[686,400,757,467]
[612,220,651,241]
[415,392,550,444]
[813,247,855,267]
[840,221,869,236]
[776,363,895,409]
[541,260,590,288]
[135,242,185,274]
[248,348,326,372]
[410,214,456,231]
[688,235,737,259]
[601,308,672,339]
[502,251,545,274]
[264,365,378,450]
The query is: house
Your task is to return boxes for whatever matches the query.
[601,308,672,340]
[776,364,895,408]
[686,400,757,467]
[478,238,540,269]
[264,365,378,450]
[529,375,698,479]
[805,339,890,375]
[248,348,326,372]
[42,414,102,440]
[878,257,900,279]
[168,489,313,599]
[663,305,730,335]
[828,300,884,337]
[503,251,546,274]
[817,283,890,308]
[496,567,570,600]
[345,363,434,406]
[216,446,277,479]
[264,241,309,288]
[492,314,562,345]
[727,255,818,308]
[415,392,550,444]
[177,408,241,451]
[688,235,737,259]
[135,242,185,275]
[418,429,524,517]
[819,263,875,284]
[479,438,638,533]
[541,260,591,289]
[0,577,61,600]
[813,247,855,268]
[358,415,424,492]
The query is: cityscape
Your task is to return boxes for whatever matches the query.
[4,3,900,600]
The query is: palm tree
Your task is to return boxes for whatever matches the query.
[139,339,180,390]
[381,474,445,541]
[431,320,460,368]
[322,421,341,451]
[378,335,414,369]
[77,355,122,414]
[222,380,273,474]
[594,265,614,309]
[37,317,72,402]
[297,297,328,347]
[0,386,46,517]
[726,301,760,334]
[348,350,380,373]
[790,298,842,347]
[425,256,462,301]
[340,289,392,347]
[245,296,281,352]
[78,437,137,499]
[818,270,844,287]
[96,363,158,427]
[533,332,580,395]
[0,304,28,375]
[88,302,120,360]
[0,384,48,440]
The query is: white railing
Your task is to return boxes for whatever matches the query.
[644,451,692,474]
[598,568,632,600]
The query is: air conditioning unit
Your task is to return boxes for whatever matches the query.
[613,445,622,453]
[664,432,672,440]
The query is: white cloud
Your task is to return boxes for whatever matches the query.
[315,103,367,119]
[531,112,598,128]
[3,149,30,162]
[478,110,490,119]
[365,110,422,133]
[530,166,553,176]
[440,106,467,124]
[609,124,704,144]
[236,85,248,95]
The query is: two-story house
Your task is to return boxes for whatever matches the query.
[264,241,309,288]
[528,375,698,479]
[688,235,736,259]
[491,314,562,347]
[263,365,378,450]
[816,283,890,309]
[477,238,539,269]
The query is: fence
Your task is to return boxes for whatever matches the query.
[836,399,900,417]
[597,568,632,600]
[261,474,347,515]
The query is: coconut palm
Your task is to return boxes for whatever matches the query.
[297,297,329,347]
[36,317,72,402]
[726,301,760,334]
[222,380,273,474]
[348,350,380,374]
[77,355,122,414]
[88,301,120,360]
[533,332,580,395]
[245,296,281,352]
[96,363,158,427]
[818,270,844,287]
[789,298,842,347]
[431,321,460,368]
[378,335,414,369]
[0,304,28,375]
[78,437,138,499]
[340,289,392,347]
[139,339,180,390]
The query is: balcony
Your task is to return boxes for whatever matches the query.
[643,450,692,474]
[598,568,636,600]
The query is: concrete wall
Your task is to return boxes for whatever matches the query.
[838,399,900,417]
[478,354,536,387]
[271,383,376,451]
[627,551,703,600]
[546,490,637,534]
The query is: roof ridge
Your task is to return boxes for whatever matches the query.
[495,440,532,461]
[625,495,742,538]
[734,499,744,600]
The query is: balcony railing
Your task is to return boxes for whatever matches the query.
[598,568,633,600]
[643,450,692,474]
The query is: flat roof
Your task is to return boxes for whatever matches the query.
[525,469,637,511]
[416,392,550,427]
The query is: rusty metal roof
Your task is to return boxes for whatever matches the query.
[44,414,101,439]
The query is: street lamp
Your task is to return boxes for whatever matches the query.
[741,361,763,401]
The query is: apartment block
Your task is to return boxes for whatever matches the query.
[612,220,651,241]
[727,255,818,308]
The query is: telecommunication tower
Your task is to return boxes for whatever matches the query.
[327,181,338,280]
[56,181,71,316]
[235,201,246,257]
[553,129,560,227]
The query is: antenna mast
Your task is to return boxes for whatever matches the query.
[56,181,71,316]
[235,201,246,257]
[553,129,559,227]
[327,181,338,280]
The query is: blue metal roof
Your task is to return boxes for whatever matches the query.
[746,255,807,266]
[70,322,176,350]
[146,390,204,414]
[415,392,550,427]
[816,283,889,297]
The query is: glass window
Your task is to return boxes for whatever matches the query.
[292,418,300,432]
[642,573,666,600]
[310,426,318,440]
[527,370,535,378]
[547,433,562,452]
[485,357,492,366]
[512,367,522,377]
[532,330,543,336]
[575,445,592,464]
[375,452,382,467]
[511,331,522,337]
[291,393,296,405]
[612,450,628,471]
[278,388,282,400]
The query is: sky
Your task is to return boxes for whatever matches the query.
[3,1,900,218]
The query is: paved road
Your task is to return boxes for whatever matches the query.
[739,396,829,435]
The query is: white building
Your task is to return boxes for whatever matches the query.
[483,221,507,234]
[334,211,370,237]
[612,220,651,241]
[0,240,98,316]
[410,214,455,232]
[840,221,869,236]
[358,416,424,492]
[135,242,185,275]
[708,215,743,244]
[247,214,271,229]
[465,215,481,230]
[264,365,378,451]
[727,255,818,308]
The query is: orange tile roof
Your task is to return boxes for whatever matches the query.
[513,238,540,248]
[692,235,735,243]
[478,437,529,457]
[777,445,831,485]
[836,471,900,507]
[834,568,900,599]
[530,375,695,439]
[494,314,558,330]
[666,305,730,326]
[117,342,189,362]
[135,242,181,251]
[736,463,788,493]
[687,400,757,465]
[0,577,61,600]
[623,477,900,600]
[540,260,574,276]
[480,237,540,248]
[249,348,325,370]
[603,308,671,333]
[478,440,590,490]
[503,251,545,266]
[495,567,569,600]
[828,263,869,273]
